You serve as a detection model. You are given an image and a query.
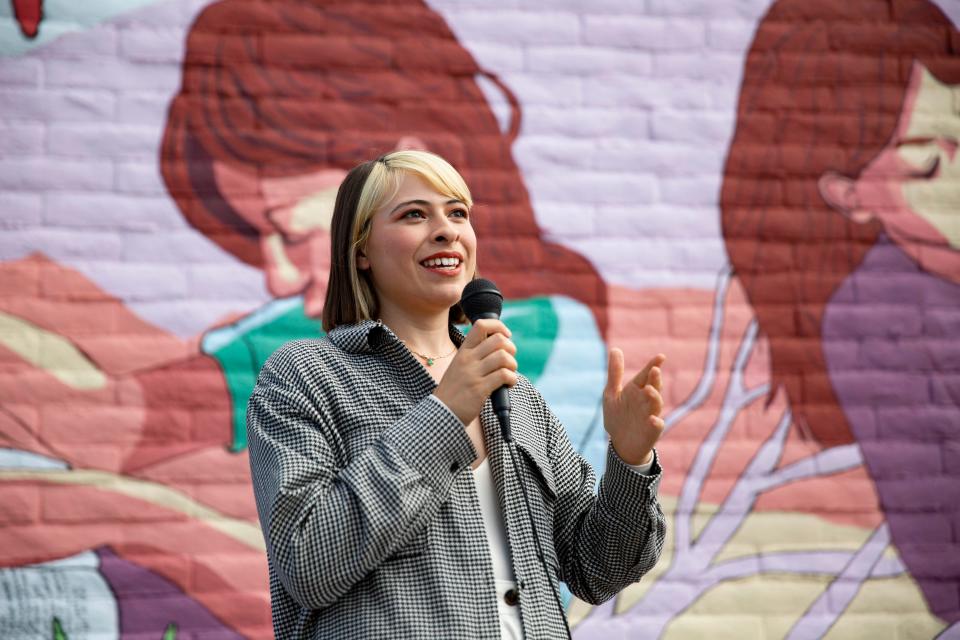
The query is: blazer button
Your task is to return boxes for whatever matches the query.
[504,588,519,606]
[449,461,459,473]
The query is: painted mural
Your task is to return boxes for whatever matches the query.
[0,0,957,638]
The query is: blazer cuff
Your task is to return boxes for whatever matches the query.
[380,394,476,496]
[599,441,662,526]
[619,450,655,475]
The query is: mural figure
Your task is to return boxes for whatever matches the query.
[722,0,959,627]
[573,0,958,637]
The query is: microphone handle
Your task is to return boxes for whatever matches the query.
[474,311,512,442]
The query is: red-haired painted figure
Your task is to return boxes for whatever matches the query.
[161,0,607,324]
[721,0,960,623]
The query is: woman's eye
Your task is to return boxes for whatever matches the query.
[916,155,940,179]
[403,210,425,219]
[266,208,310,244]
[897,138,947,179]
[899,144,940,179]
[451,209,469,219]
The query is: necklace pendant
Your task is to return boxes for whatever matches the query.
[426,357,434,366]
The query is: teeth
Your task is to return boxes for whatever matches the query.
[422,257,460,268]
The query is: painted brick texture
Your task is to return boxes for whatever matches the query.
[0,0,958,638]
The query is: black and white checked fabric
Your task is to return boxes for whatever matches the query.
[246,319,666,639]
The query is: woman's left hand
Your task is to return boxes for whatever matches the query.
[602,349,667,465]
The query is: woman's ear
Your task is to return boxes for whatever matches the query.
[356,249,370,271]
[818,171,873,224]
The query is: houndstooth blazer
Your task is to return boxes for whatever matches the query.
[246,318,666,639]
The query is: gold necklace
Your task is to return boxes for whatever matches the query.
[400,341,457,366]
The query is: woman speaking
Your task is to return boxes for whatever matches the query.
[246,150,667,639]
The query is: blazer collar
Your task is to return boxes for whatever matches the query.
[328,318,467,354]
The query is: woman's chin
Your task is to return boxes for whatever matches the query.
[266,271,309,300]
[415,290,462,315]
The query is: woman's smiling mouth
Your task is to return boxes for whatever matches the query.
[420,256,463,276]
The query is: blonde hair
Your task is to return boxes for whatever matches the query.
[322,150,475,331]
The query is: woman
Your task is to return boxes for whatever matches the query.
[246,150,667,638]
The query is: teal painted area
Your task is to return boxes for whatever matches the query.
[531,296,606,467]
[201,297,324,452]
[467,295,607,478]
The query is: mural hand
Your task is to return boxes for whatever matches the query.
[602,349,666,465]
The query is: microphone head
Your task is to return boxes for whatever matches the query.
[460,278,503,322]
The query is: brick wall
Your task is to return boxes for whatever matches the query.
[0,0,957,637]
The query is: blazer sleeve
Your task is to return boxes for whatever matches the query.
[245,341,475,611]
[541,387,667,605]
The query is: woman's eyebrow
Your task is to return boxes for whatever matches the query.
[388,199,464,215]
[895,136,938,147]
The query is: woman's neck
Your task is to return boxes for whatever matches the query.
[376,307,455,356]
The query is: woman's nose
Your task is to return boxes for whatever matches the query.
[432,214,459,243]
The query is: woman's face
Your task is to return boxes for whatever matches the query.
[213,163,346,316]
[821,62,960,281]
[357,171,477,321]
[895,64,960,251]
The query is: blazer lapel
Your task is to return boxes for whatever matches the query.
[480,393,558,518]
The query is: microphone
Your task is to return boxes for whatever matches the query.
[459,279,512,442]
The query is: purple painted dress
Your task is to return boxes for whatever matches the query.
[822,235,960,624]
[96,547,244,639]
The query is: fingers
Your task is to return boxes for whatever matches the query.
[644,384,664,417]
[436,319,517,425]
[473,331,517,359]
[478,347,518,378]
[649,365,662,392]
[606,347,624,398]
[464,320,518,389]
[463,318,511,348]
[631,353,666,390]
[638,353,666,383]
[476,356,518,392]
[498,367,519,388]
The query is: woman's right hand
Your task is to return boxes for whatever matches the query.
[432,319,518,427]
